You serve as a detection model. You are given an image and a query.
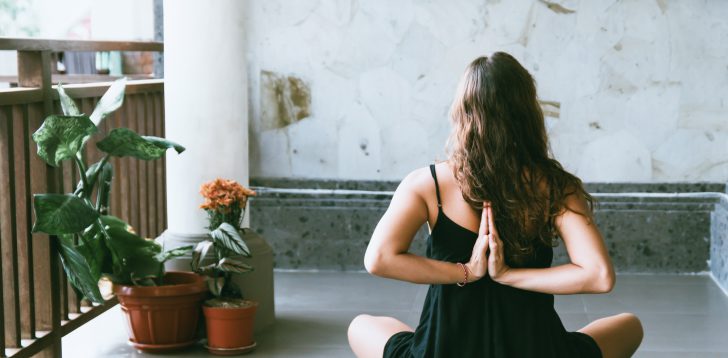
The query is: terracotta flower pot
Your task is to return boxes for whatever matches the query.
[113,271,207,353]
[203,300,258,355]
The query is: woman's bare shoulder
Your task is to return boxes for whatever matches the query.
[397,165,435,196]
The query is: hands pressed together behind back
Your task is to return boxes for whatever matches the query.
[465,203,511,283]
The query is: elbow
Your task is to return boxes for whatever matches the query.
[363,249,385,276]
[591,264,616,293]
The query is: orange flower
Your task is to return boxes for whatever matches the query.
[199,178,256,212]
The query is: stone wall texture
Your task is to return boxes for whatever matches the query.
[243,0,728,182]
[250,179,723,273]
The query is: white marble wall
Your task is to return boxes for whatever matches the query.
[244,0,728,182]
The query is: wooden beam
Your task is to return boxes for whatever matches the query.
[0,88,42,106]
[0,74,156,85]
[0,38,163,52]
[0,80,163,106]
[57,79,164,98]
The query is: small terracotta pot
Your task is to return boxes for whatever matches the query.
[114,271,207,353]
[203,301,258,355]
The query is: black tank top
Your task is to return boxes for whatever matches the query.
[382,164,602,358]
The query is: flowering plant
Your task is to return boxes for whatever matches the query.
[200,178,256,231]
[193,178,256,301]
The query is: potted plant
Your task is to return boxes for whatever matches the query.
[30,78,207,352]
[192,178,258,355]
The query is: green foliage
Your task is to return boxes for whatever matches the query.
[155,245,194,264]
[31,80,189,303]
[31,194,99,235]
[94,161,114,214]
[210,223,251,256]
[191,223,253,300]
[90,78,126,126]
[218,257,253,273]
[57,234,105,303]
[97,128,185,160]
[58,84,81,116]
[31,115,97,167]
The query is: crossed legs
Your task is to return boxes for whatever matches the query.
[578,312,644,358]
[348,312,643,358]
[348,314,414,358]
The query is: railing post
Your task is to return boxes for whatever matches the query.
[17,48,62,358]
[17,50,53,114]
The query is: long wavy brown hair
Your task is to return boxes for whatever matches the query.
[447,52,594,266]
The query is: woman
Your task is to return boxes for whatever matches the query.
[347,53,643,358]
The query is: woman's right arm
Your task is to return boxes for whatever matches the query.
[488,192,615,294]
[364,169,488,285]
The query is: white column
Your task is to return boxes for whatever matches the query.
[163,0,249,237]
[161,0,274,333]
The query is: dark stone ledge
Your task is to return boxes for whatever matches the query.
[251,177,725,194]
[249,180,725,274]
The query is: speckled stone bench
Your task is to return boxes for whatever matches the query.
[249,178,728,293]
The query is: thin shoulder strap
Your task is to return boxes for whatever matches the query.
[429,164,442,210]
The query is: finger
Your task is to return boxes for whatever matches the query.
[478,204,489,236]
[487,205,498,236]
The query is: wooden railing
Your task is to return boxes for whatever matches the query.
[0,38,165,358]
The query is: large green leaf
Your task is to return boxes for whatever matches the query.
[80,215,128,277]
[88,215,131,276]
[103,225,162,285]
[141,136,186,155]
[96,128,185,160]
[57,235,104,303]
[90,77,126,126]
[155,245,193,264]
[76,230,110,280]
[32,194,99,235]
[218,257,253,273]
[85,215,131,239]
[32,115,98,167]
[57,83,81,116]
[98,215,131,231]
[210,223,251,256]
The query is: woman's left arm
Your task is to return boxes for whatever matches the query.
[487,194,615,295]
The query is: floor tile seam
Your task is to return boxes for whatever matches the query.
[608,282,718,287]
[637,349,728,353]
[556,310,589,314]
[585,311,728,318]
[585,308,728,313]
[274,308,414,313]
[580,295,588,312]
[255,338,352,345]
[637,348,728,353]
[615,272,712,276]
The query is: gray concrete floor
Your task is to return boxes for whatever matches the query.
[63,272,728,357]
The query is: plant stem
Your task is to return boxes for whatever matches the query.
[74,153,90,197]
[97,154,110,171]
[95,155,112,214]
[95,217,122,272]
